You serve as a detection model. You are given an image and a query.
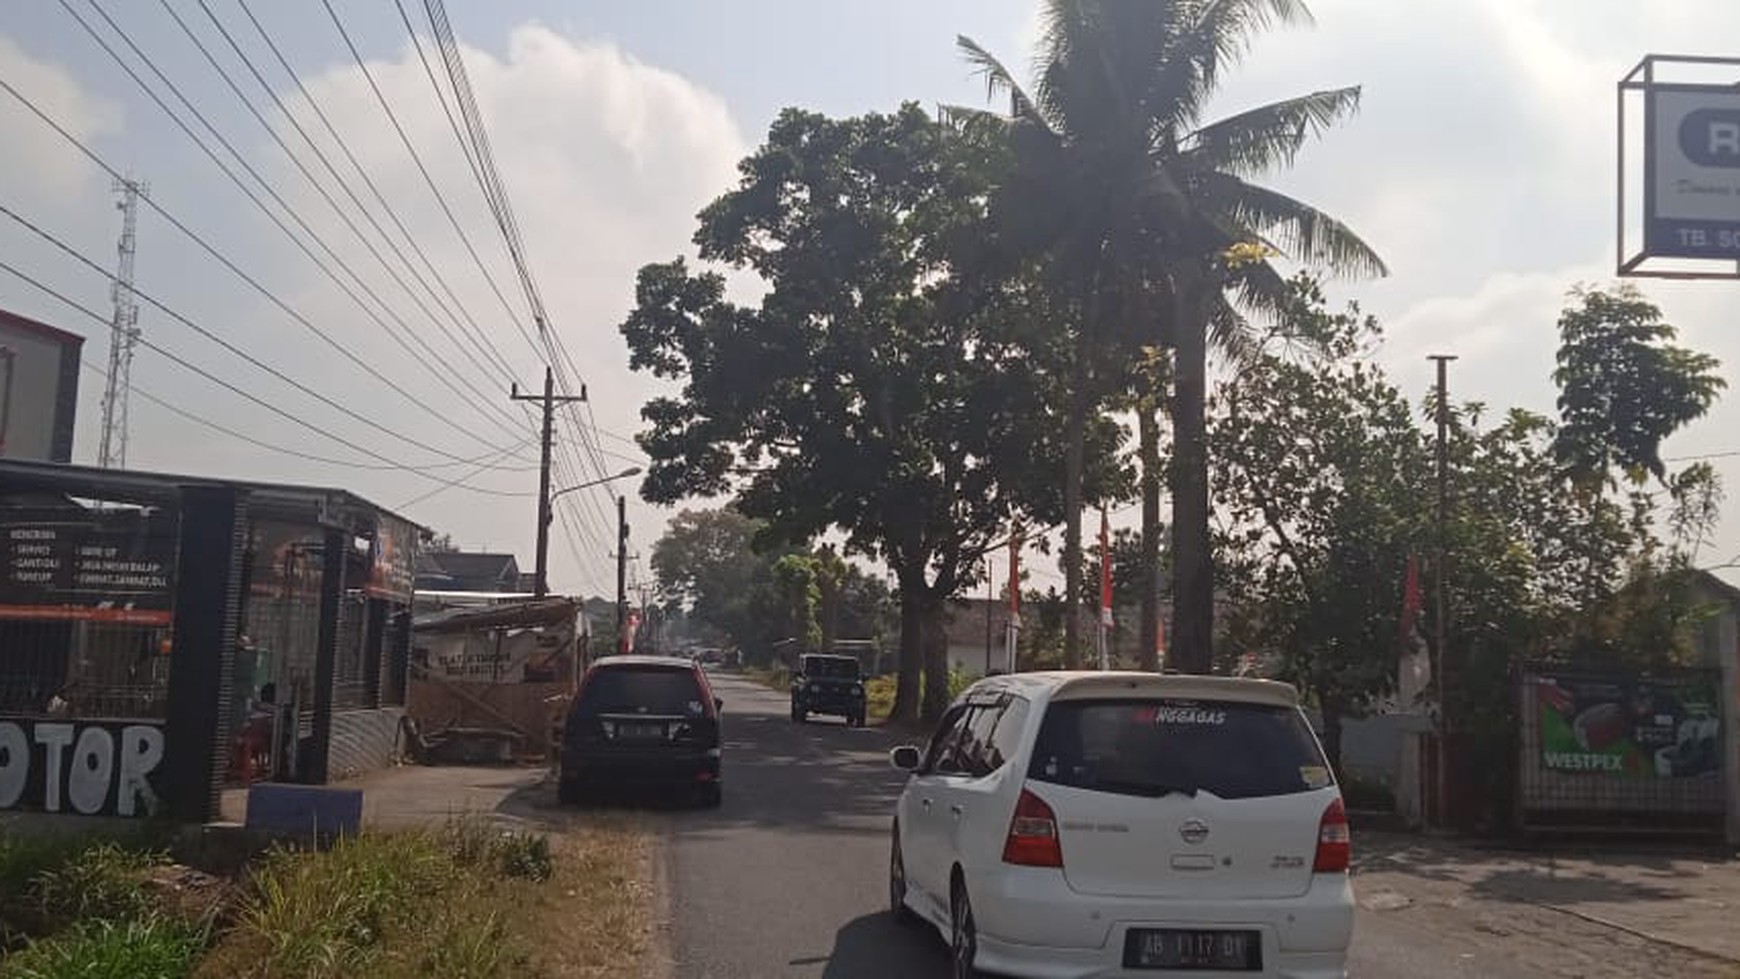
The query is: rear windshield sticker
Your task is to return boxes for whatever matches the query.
[1145,705,1227,725]
[1300,766,1332,789]
[687,700,705,715]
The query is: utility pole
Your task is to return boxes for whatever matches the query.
[984,556,995,675]
[1428,353,1457,828]
[99,178,145,469]
[510,366,585,597]
[616,494,629,651]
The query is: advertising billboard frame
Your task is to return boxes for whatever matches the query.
[1618,54,1740,280]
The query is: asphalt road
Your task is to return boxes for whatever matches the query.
[660,672,1634,979]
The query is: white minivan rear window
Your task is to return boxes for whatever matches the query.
[1026,699,1332,800]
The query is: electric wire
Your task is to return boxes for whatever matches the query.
[75,356,536,474]
[0,256,529,495]
[72,0,533,449]
[59,0,528,455]
[216,0,524,387]
[0,199,508,468]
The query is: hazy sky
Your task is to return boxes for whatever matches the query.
[4,1,1740,598]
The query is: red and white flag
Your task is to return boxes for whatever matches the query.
[1098,508,1114,628]
[622,608,642,653]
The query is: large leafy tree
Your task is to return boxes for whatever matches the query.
[955,0,1384,672]
[1212,279,1428,771]
[622,105,1111,721]
[1552,284,1726,488]
[649,507,804,661]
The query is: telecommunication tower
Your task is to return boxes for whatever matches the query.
[98,177,144,469]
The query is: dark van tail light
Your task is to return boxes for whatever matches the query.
[1002,787,1064,868]
[1314,797,1351,873]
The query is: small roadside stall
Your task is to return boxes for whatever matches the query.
[407,596,583,763]
[0,459,418,823]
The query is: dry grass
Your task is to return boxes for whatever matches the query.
[520,818,658,979]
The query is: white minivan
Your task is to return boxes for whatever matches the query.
[888,671,1353,979]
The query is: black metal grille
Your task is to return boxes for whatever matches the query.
[0,619,171,718]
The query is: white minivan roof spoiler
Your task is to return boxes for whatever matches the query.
[1048,672,1299,708]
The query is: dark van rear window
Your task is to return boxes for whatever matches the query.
[577,666,705,717]
[803,657,858,678]
[1026,699,1332,800]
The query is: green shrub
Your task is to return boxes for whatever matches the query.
[491,832,553,883]
[1,915,205,979]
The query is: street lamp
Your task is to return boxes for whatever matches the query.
[536,466,642,597]
[548,466,641,508]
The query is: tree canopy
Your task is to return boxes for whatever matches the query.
[622,103,1120,719]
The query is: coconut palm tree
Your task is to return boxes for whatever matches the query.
[953,0,1385,671]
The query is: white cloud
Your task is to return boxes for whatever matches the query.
[0,32,120,203]
[118,22,747,597]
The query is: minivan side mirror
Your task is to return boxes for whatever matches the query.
[889,745,922,771]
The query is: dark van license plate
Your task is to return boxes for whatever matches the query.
[1123,929,1261,970]
[616,723,665,740]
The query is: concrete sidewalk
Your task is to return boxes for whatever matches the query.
[219,763,555,830]
[1355,831,1740,968]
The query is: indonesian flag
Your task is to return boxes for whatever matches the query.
[1399,554,1423,645]
[1099,508,1114,628]
[623,607,642,653]
[1156,613,1166,665]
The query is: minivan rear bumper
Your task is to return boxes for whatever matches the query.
[970,865,1352,978]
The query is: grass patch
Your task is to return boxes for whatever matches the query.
[519,819,654,979]
[0,834,171,952]
[865,668,976,722]
[2,915,205,979]
[196,820,536,979]
[1,815,649,979]
[744,665,789,692]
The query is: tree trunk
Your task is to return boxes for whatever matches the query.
[1169,284,1214,673]
[1138,395,1162,671]
[920,595,951,722]
[1062,348,1088,669]
[889,579,924,724]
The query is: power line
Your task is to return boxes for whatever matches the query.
[394,439,537,510]
[0,255,527,494]
[77,355,536,475]
[319,0,543,360]
[0,199,508,468]
[67,0,532,451]
[19,12,526,459]
[216,0,524,386]
[407,0,621,511]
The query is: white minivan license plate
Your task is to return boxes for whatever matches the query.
[1123,929,1261,970]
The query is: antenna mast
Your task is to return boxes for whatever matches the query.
[98,177,144,469]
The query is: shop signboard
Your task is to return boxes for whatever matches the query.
[1535,673,1722,779]
[0,718,164,816]
[0,515,177,625]
[366,514,416,602]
